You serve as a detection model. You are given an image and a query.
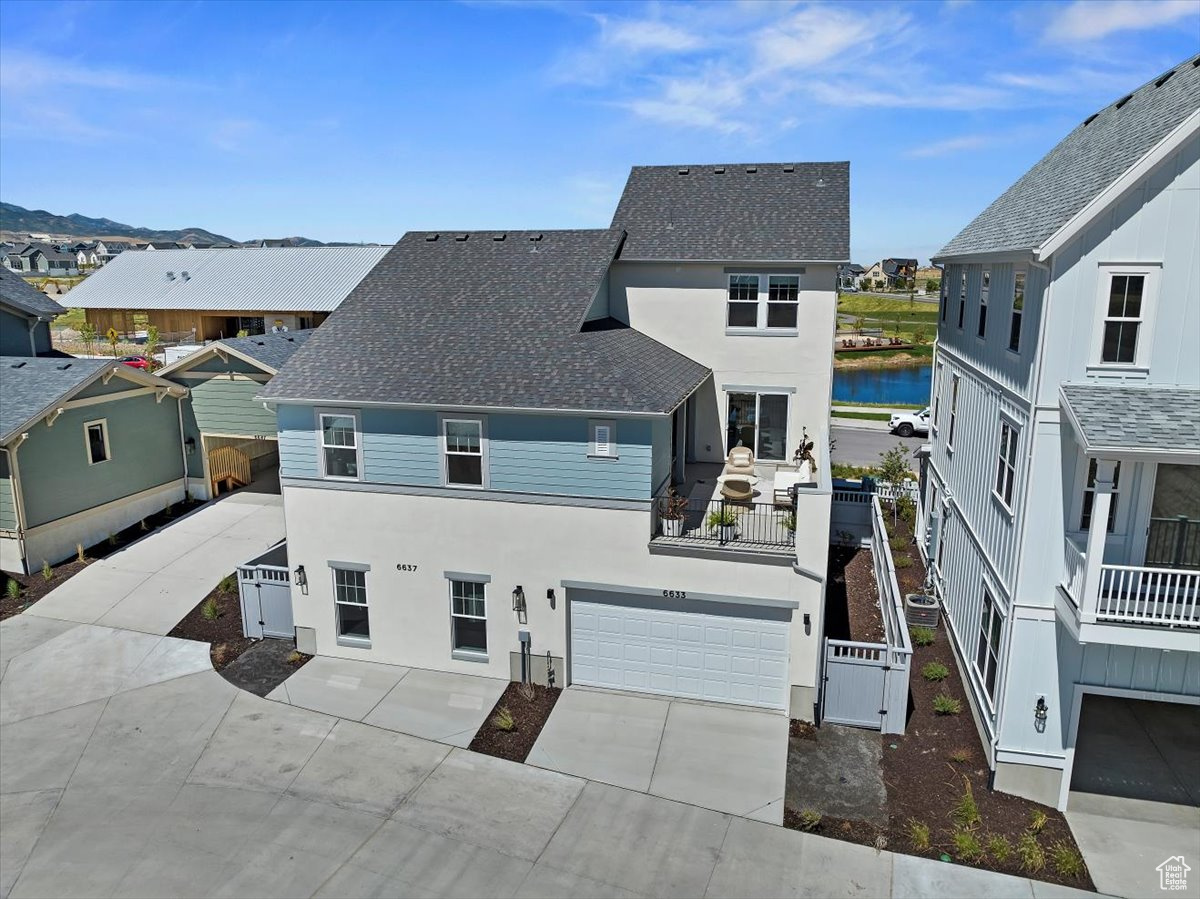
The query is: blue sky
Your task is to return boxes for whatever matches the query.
[0,0,1196,264]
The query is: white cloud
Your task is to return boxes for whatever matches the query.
[0,50,171,92]
[600,16,705,53]
[905,134,993,158]
[1045,0,1198,42]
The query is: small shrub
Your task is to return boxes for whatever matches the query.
[951,828,984,861]
[933,693,963,715]
[987,834,1012,863]
[706,507,738,529]
[948,747,971,764]
[201,595,221,621]
[491,706,515,732]
[797,809,822,832]
[1028,808,1048,835]
[1017,832,1045,873]
[910,626,935,646]
[5,578,19,602]
[76,542,86,563]
[951,777,981,829]
[873,834,887,853]
[889,535,908,552]
[921,661,949,681]
[782,511,797,532]
[894,555,913,569]
[1049,841,1085,879]
[218,574,237,594]
[164,501,174,517]
[41,560,53,581]
[285,650,304,664]
[897,494,917,526]
[107,532,117,547]
[907,819,930,851]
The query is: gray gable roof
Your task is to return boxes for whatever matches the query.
[1060,383,1200,457]
[0,268,66,319]
[0,357,109,443]
[212,328,316,372]
[939,56,1200,259]
[262,230,711,415]
[611,162,850,263]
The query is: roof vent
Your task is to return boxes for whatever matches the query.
[10,361,26,369]
[56,362,72,370]
[713,166,725,174]
[783,164,795,173]
[677,167,689,175]
[181,271,190,281]
[1083,112,1099,126]
[816,177,826,187]
[528,233,543,242]
[455,233,469,241]
[1193,55,1200,67]
[492,233,506,241]
[745,165,757,173]
[1155,70,1175,87]
[1114,93,1133,109]
[425,233,438,241]
[166,271,175,280]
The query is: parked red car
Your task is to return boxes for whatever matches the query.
[118,355,152,370]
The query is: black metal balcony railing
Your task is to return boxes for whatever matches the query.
[1146,516,1200,569]
[652,496,796,549]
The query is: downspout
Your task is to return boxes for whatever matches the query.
[176,392,190,499]
[26,318,39,356]
[990,254,1054,781]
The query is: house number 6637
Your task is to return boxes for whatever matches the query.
[396,564,418,572]
[662,589,686,599]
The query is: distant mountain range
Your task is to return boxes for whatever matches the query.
[0,202,329,247]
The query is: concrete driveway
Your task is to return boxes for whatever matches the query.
[527,686,788,823]
[0,617,1099,899]
[25,492,284,636]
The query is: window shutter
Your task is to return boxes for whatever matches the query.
[594,425,611,456]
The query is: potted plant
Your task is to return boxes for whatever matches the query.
[793,428,817,480]
[706,506,739,542]
[659,488,688,537]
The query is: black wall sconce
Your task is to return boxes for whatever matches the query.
[1034,695,1048,733]
[547,588,556,610]
[293,564,308,595]
[184,436,196,455]
[803,613,811,636]
[512,586,527,624]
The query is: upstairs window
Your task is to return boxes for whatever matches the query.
[940,277,948,322]
[1080,459,1120,533]
[958,271,967,329]
[84,419,110,465]
[947,375,960,448]
[932,363,944,432]
[994,420,1018,509]
[444,418,485,486]
[1100,274,1144,365]
[975,587,1003,701]
[977,270,990,338]
[1008,271,1025,352]
[767,275,799,328]
[727,274,759,328]
[320,413,359,479]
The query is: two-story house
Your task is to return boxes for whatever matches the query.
[260,162,847,720]
[923,56,1199,813]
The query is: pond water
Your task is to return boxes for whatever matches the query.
[833,364,932,407]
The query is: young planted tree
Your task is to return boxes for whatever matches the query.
[877,443,913,526]
[143,325,161,371]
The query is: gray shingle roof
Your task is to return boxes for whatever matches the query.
[211,328,316,373]
[1060,383,1200,457]
[0,356,108,443]
[262,230,711,414]
[939,56,1200,259]
[611,162,850,262]
[0,269,66,319]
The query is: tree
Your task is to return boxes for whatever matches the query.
[913,325,928,345]
[878,443,913,526]
[143,325,161,371]
[80,321,97,356]
[926,278,940,294]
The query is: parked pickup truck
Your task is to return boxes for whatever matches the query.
[888,407,930,437]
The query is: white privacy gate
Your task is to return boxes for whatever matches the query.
[237,542,294,640]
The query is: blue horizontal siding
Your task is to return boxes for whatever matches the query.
[277,405,319,479]
[361,408,440,485]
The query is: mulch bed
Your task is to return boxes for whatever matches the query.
[469,681,561,763]
[168,574,256,670]
[1,498,203,622]
[842,549,885,644]
[787,504,1095,891]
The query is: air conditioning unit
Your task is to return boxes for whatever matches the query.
[905,594,940,629]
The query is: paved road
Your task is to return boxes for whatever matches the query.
[832,423,926,468]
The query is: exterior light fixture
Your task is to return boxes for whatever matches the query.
[184,436,196,455]
[547,588,556,610]
[512,586,526,614]
[1034,696,1048,733]
[293,565,307,588]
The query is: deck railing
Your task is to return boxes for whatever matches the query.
[1094,564,1200,627]
[652,495,796,549]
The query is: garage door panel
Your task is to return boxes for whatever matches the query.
[571,598,790,711]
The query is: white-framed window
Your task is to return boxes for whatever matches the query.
[1096,266,1157,366]
[450,578,488,657]
[589,419,617,459]
[84,419,110,465]
[1080,458,1121,533]
[977,269,990,338]
[319,411,360,479]
[1008,270,1026,352]
[442,416,485,487]
[994,420,1018,509]
[726,274,759,328]
[331,564,370,644]
[975,586,1003,702]
[936,506,949,575]
[947,375,960,448]
[726,391,788,461]
[766,275,799,328]
[940,275,948,322]
[932,362,944,432]
[958,271,967,329]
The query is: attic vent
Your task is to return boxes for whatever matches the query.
[1115,93,1133,109]
[783,164,795,172]
[166,271,175,280]
[10,361,26,369]
[1083,113,1099,126]
[677,167,689,175]
[285,336,294,342]
[455,233,469,241]
[180,271,189,280]
[56,362,72,370]
[528,234,543,242]
[816,177,826,187]
[745,166,757,173]
[492,233,506,241]
[1155,70,1175,88]
[254,340,265,346]
[425,234,439,241]
[713,166,725,174]
[1193,56,1200,67]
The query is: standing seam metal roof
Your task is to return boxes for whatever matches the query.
[938,55,1200,259]
[62,246,391,312]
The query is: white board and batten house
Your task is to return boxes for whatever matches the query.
[922,55,1200,813]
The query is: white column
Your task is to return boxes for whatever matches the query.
[1082,459,1117,622]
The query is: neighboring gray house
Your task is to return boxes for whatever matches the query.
[0,269,65,357]
[923,55,1199,813]
[0,357,189,574]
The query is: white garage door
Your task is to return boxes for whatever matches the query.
[570,596,790,710]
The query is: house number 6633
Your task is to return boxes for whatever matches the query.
[396,564,418,572]
[662,589,686,599]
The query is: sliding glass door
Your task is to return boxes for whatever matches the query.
[726,392,788,461]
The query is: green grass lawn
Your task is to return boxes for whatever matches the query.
[831,410,891,422]
[52,308,88,331]
[837,293,939,343]
[832,400,925,410]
